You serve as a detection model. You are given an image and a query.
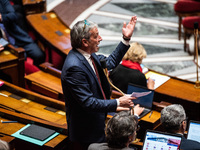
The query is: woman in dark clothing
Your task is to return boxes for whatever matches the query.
[109,42,154,93]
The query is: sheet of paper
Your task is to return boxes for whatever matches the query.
[145,71,170,89]
[131,91,152,98]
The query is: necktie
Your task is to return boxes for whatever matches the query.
[91,56,106,100]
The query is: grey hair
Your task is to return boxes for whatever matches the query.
[106,111,137,148]
[161,104,186,132]
[0,140,9,150]
[70,20,98,49]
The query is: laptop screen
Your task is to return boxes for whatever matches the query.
[143,130,182,150]
[187,120,200,142]
[127,83,154,109]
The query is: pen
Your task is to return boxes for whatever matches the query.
[149,111,153,118]
[1,120,18,123]
[0,92,8,97]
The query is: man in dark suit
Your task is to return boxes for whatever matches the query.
[0,0,45,66]
[61,16,142,150]
[161,104,200,150]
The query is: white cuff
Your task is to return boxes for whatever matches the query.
[134,113,139,118]
[122,38,130,46]
[116,99,120,106]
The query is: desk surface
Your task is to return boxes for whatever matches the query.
[0,50,17,65]
[0,80,66,127]
[156,78,200,103]
[0,117,67,149]
[26,12,71,55]
[25,71,62,94]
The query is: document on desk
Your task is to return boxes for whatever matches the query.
[145,71,170,89]
[130,91,152,98]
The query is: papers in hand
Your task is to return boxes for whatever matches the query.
[129,91,152,98]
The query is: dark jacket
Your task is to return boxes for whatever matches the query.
[61,42,130,143]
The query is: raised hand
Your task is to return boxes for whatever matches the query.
[122,16,137,40]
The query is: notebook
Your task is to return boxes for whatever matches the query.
[142,130,182,150]
[20,124,56,141]
[127,83,154,118]
[187,120,200,143]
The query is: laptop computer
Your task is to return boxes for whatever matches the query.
[187,120,200,143]
[127,83,154,118]
[142,130,182,150]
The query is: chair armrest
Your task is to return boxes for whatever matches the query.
[7,44,25,60]
[40,62,61,78]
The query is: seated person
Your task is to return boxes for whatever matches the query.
[109,42,154,93]
[161,104,200,150]
[0,0,45,67]
[0,139,9,150]
[88,110,140,150]
[9,0,28,32]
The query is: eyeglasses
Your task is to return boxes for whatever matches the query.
[83,19,90,32]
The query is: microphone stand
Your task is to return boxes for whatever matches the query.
[194,22,200,89]
[100,60,134,115]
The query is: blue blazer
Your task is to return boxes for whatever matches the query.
[61,42,130,143]
[0,0,33,47]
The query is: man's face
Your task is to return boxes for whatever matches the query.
[87,27,102,54]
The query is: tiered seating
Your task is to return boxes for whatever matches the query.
[174,0,200,40]
[182,16,200,54]
[26,12,71,70]
[0,44,25,87]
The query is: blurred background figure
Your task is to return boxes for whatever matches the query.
[0,0,45,67]
[109,42,155,93]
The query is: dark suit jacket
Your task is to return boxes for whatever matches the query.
[180,136,200,150]
[0,0,33,47]
[109,64,147,93]
[88,143,136,150]
[61,42,130,143]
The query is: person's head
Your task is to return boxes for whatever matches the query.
[160,104,187,134]
[0,139,9,150]
[70,20,102,54]
[122,42,147,64]
[106,111,137,148]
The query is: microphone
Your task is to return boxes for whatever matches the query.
[100,59,125,95]
[194,22,200,88]
[100,59,134,115]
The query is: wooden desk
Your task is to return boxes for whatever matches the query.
[0,115,67,150]
[0,45,25,87]
[25,70,63,100]
[0,80,67,131]
[0,80,68,149]
[26,12,71,61]
[22,0,46,15]
[154,77,200,121]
